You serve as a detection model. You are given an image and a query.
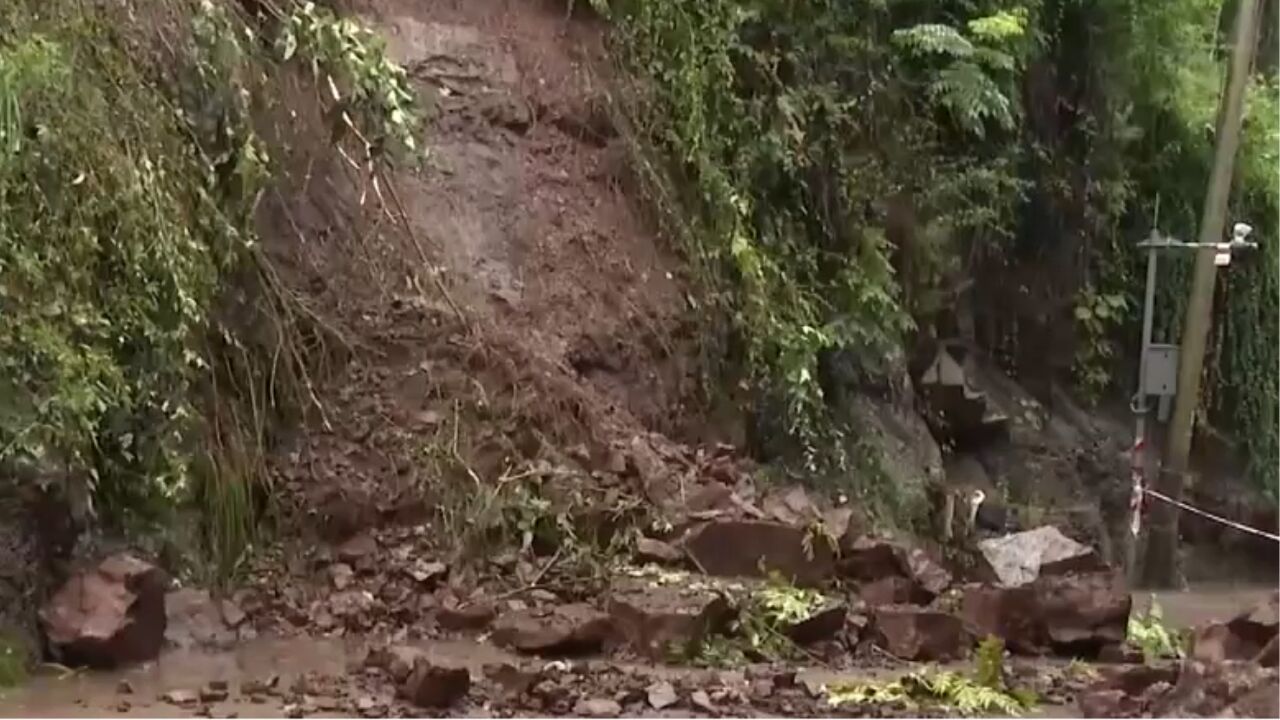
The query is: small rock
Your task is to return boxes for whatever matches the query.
[162,689,199,706]
[438,603,496,631]
[647,680,677,710]
[903,548,952,597]
[200,684,229,703]
[283,703,304,718]
[337,534,378,563]
[492,604,613,656]
[690,689,715,712]
[1078,688,1139,718]
[399,657,471,708]
[366,644,423,683]
[240,674,280,696]
[219,600,247,628]
[117,679,134,694]
[574,697,622,717]
[114,701,132,713]
[405,560,449,586]
[330,563,355,590]
[635,537,683,564]
[873,605,969,661]
[485,663,538,699]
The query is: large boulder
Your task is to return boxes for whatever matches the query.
[977,526,1102,587]
[40,553,168,668]
[606,576,731,659]
[679,520,834,586]
[872,605,969,661]
[1033,570,1130,656]
[959,584,1045,654]
[490,603,613,656]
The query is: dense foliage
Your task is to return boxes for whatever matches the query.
[604,0,1278,496]
[0,0,418,571]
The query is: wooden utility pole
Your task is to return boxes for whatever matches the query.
[1141,0,1262,587]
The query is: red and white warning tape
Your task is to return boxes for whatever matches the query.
[1127,435,1278,543]
[1141,487,1280,543]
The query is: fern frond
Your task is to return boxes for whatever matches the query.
[928,61,1013,137]
[892,24,975,59]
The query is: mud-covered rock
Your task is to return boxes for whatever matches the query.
[398,657,470,708]
[437,602,496,632]
[903,548,952,597]
[1151,660,1278,718]
[40,553,168,668]
[977,526,1102,587]
[634,537,683,565]
[1078,688,1141,718]
[607,576,730,658]
[872,605,969,661]
[366,644,424,683]
[165,588,240,651]
[679,520,834,585]
[1033,570,1130,655]
[1191,593,1279,666]
[491,603,613,655]
[1226,679,1280,718]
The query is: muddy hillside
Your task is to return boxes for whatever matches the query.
[1,0,1277,718]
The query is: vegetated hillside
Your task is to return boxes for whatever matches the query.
[0,0,1275,674]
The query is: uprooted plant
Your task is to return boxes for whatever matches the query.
[827,636,1035,716]
[1127,599,1185,663]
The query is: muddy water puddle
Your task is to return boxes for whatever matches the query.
[0,635,513,718]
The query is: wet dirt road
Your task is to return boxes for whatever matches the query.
[2,585,1273,718]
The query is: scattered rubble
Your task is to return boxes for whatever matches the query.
[40,553,169,668]
[1190,592,1279,665]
